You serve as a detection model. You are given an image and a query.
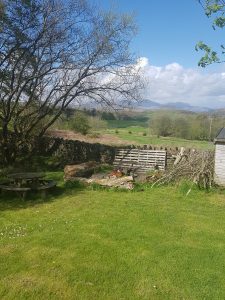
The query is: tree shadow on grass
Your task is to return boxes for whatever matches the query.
[0,180,86,211]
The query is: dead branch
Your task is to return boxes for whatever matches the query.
[151,150,214,189]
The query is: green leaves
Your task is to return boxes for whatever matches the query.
[213,16,225,28]
[197,0,225,66]
[205,3,224,16]
[196,41,219,67]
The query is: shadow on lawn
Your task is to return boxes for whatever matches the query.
[0,180,86,211]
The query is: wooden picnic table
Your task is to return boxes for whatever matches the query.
[0,172,56,198]
[7,172,45,180]
[7,172,45,188]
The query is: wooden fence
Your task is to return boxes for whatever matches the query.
[113,148,167,173]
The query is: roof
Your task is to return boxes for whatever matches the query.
[214,128,225,143]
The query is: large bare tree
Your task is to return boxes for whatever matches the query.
[0,0,143,164]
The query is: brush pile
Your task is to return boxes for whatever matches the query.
[152,148,214,189]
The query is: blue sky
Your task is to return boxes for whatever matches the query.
[96,0,225,108]
[99,0,224,67]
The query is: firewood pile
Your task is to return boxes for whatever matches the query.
[64,162,134,189]
[151,148,215,189]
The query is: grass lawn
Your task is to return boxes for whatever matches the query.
[1,176,225,299]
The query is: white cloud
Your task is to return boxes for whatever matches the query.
[138,57,225,108]
[136,57,149,68]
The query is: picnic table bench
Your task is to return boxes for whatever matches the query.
[33,180,56,197]
[0,185,31,199]
[0,173,56,199]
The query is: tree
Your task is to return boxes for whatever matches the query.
[172,117,190,139]
[0,0,142,164]
[191,114,210,140]
[101,111,116,120]
[71,112,90,135]
[196,0,225,66]
[88,116,107,132]
[151,114,172,137]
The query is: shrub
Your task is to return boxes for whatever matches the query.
[101,111,116,120]
[71,112,90,135]
[88,116,107,131]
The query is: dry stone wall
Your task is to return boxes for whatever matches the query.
[38,137,116,165]
[39,137,188,168]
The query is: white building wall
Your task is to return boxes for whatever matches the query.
[215,143,225,185]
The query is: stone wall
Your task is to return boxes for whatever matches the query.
[39,137,185,168]
[39,137,116,165]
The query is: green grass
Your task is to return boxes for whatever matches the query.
[105,125,213,149]
[1,174,225,299]
[106,119,148,129]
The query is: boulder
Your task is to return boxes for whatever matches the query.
[64,161,99,180]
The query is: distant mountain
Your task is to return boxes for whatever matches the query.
[73,98,213,113]
[161,102,212,112]
[162,102,193,110]
[136,99,212,113]
[137,99,161,108]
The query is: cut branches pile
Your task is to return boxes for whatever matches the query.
[151,149,214,190]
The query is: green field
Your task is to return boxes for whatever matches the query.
[54,109,217,149]
[104,123,214,149]
[1,174,225,299]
